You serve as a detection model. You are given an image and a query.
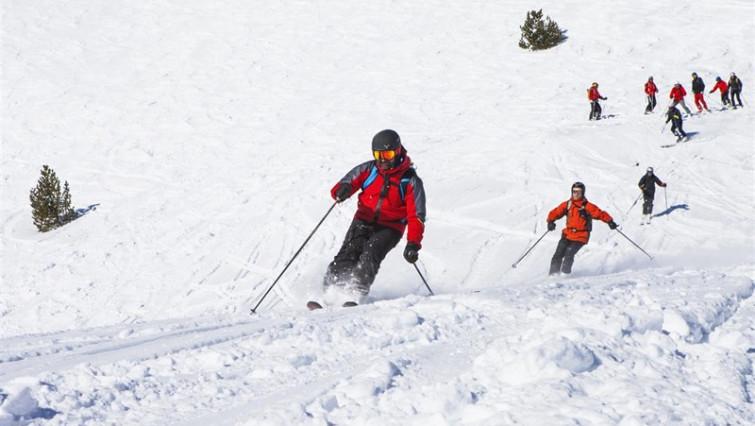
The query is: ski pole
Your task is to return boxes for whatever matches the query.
[250,201,338,314]
[512,229,550,268]
[615,228,654,261]
[414,263,434,296]
[626,193,642,215]
[664,187,668,210]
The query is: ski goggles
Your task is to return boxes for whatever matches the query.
[373,149,399,161]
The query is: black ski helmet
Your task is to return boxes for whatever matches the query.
[571,181,586,195]
[372,129,402,152]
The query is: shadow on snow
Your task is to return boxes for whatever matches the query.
[653,203,689,218]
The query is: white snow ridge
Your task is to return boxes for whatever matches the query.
[2,0,754,425]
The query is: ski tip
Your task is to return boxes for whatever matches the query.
[306,301,323,311]
[342,301,358,308]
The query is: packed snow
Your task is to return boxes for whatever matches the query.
[2,0,754,424]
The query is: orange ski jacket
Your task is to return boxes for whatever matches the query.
[547,197,613,243]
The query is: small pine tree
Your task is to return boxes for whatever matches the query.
[29,165,75,232]
[518,9,566,51]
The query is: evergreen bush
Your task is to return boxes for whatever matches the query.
[29,165,76,232]
[519,9,566,51]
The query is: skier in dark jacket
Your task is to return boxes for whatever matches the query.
[666,105,687,142]
[691,72,709,113]
[322,129,426,303]
[638,167,667,225]
[728,72,743,108]
[546,182,617,275]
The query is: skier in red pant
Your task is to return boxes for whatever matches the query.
[691,72,709,113]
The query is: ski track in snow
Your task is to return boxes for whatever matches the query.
[1,271,753,424]
[2,0,754,424]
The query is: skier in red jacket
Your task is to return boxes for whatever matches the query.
[323,129,426,301]
[709,76,730,107]
[546,182,617,275]
[644,76,658,114]
[669,82,693,115]
[587,82,607,120]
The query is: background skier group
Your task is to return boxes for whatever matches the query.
[591,72,744,142]
[658,72,743,142]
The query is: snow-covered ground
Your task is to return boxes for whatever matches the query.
[2,0,754,424]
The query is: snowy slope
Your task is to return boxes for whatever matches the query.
[2,0,754,424]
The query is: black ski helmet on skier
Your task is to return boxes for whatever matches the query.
[372,129,402,152]
[571,181,585,195]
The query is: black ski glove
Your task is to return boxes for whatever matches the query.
[547,221,556,231]
[601,97,608,100]
[403,242,420,263]
[334,183,352,202]
[608,221,618,230]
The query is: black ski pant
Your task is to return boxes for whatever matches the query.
[549,237,586,275]
[589,101,602,120]
[731,89,742,107]
[643,193,655,215]
[323,218,402,296]
[720,91,730,106]
[645,94,657,113]
[670,118,686,138]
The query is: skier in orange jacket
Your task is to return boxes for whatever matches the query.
[546,182,617,275]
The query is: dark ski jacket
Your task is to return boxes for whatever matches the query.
[666,107,683,124]
[691,76,705,94]
[728,76,743,92]
[331,152,426,248]
[638,174,666,197]
[547,197,613,244]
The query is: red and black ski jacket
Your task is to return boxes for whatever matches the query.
[547,197,613,244]
[331,153,426,248]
